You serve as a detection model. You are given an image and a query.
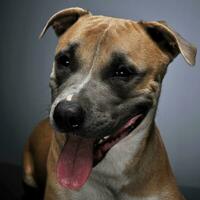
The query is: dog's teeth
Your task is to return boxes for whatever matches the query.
[103,136,109,140]
[98,139,103,144]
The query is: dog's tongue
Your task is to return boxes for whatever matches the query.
[57,135,94,190]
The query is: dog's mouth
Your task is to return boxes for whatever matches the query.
[93,113,144,167]
[56,110,148,191]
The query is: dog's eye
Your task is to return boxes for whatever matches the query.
[113,65,136,78]
[56,54,70,67]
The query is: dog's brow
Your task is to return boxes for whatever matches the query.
[111,53,130,66]
[110,52,145,74]
[101,52,147,79]
[55,42,79,58]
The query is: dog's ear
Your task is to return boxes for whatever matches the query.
[39,7,91,38]
[139,21,197,65]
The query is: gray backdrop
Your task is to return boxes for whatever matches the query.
[0,0,199,193]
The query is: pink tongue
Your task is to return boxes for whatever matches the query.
[57,135,94,190]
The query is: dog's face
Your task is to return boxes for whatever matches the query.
[41,8,196,190]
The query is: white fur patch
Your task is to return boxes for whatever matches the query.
[121,195,159,200]
[23,175,38,188]
[66,94,73,101]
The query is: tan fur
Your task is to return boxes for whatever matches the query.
[23,7,196,200]
[23,119,52,189]
[121,125,185,199]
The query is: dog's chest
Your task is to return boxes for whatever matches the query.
[70,182,158,200]
[69,129,150,200]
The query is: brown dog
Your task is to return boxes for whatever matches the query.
[23,7,197,200]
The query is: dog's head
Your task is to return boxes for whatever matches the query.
[40,7,196,190]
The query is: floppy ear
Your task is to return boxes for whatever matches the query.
[39,7,91,38]
[140,21,197,65]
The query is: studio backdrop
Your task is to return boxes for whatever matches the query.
[0,0,199,194]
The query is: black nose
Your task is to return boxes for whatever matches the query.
[53,100,85,132]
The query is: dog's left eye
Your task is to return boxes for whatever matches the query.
[113,65,136,78]
[56,54,71,68]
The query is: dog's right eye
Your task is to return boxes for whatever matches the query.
[55,53,72,85]
[56,54,71,68]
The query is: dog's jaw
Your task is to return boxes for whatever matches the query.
[92,108,155,183]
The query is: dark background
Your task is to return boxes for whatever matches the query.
[0,0,199,199]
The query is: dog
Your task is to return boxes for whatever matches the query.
[23,7,197,200]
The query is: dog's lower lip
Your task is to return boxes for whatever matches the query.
[93,113,145,167]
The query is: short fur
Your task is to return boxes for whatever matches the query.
[23,7,196,200]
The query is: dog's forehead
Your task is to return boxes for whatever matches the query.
[56,15,137,51]
[56,15,169,72]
